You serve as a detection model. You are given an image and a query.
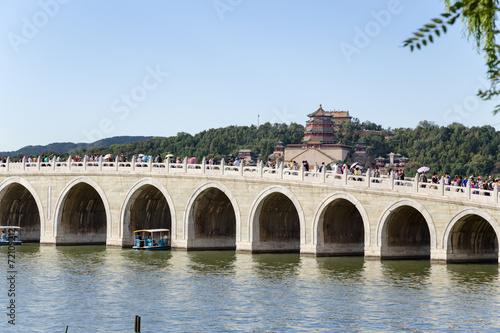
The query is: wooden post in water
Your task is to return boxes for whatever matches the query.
[134,315,141,333]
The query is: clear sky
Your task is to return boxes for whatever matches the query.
[0,0,498,151]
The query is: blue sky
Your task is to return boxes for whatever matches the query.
[0,0,497,151]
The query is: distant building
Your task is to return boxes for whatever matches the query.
[375,152,409,172]
[354,141,367,154]
[237,149,256,164]
[282,104,352,168]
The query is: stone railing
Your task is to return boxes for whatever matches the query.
[0,155,498,204]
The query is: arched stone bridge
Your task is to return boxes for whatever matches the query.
[0,157,499,263]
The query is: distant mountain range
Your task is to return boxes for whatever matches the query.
[0,136,155,157]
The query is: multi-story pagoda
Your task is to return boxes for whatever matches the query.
[282,104,353,169]
[302,104,337,147]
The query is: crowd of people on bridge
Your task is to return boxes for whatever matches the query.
[5,152,500,194]
[418,171,499,192]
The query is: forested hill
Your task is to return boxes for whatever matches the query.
[348,121,500,177]
[72,123,305,161]
[1,136,153,157]
[73,121,500,177]
[8,120,500,178]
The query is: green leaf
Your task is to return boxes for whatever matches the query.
[435,29,440,36]
[432,18,443,24]
[442,25,447,33]
[422,39,427,46]
[425,24,436,29]
[429,35,434,43]
[416,43,421,49]
[414,32,424,37]
[410,45,414,52]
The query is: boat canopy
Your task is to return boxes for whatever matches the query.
[133,229,170,233]
[0,226,21,229]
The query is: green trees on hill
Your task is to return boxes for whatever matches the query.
[41,120,500,178]
[390,122,500,177]
[328,118,500,177]
[72,123,305,162]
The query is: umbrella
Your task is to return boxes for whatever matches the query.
[417,166,430,173]
[188,157,197,164]
[138,154,145,158]
[103,154,112,159]
[350,162,358,169]
[165,153,174,158]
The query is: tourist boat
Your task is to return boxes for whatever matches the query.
[0,226,22,245]
[132,229,171,250]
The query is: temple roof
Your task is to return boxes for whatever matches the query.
[307,104,331,117]
[307,104,351,119]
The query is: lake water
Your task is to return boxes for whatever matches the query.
[1,245,500,332]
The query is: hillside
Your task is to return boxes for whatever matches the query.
[0,136,154,157]
[71,123,305,162]
[4,120,500,178]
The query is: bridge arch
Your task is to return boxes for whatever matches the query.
[0,177,44,242]
[442,208,500,263]
[376,199,437,259]
[54,177,111,245]
[184,181,240,250]
[119,178,176,247]
[248,185,305,253]
[312,192,370,256]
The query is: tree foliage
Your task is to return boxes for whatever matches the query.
[403,0,500,113]
[71,123,305,162]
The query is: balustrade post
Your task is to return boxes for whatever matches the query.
[68,155,72,171]
[183,156,188,173]
[366,168,371,187]
[131,156,136,171]
[52,156,56,170]
[240,159,244,177]
[322,164,326,183]
[83,155,88,171]
[22,156,26,171]
[6,156,9,171]
[390,172,395,190]
[166,157,170,173]
[99,155,103,171]
[314,162,319,173]
[300,164,305,181]
[279,161,284,179]
[202,157,206,174]
[37,156,41,171]
[494,185,499,203]
[439,176,445,196]
[220,158,225,175]
[466,179,471,199]
[342,170,347,185]
[414,173,419,193]
[259,160,263,178]
[115,156,119,171]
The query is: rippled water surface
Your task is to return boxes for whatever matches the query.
[1,245,500,332]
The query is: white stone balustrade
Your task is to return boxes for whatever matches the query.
[0,156,497,204]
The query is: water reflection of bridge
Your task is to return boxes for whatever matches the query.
[0,157,499,263]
